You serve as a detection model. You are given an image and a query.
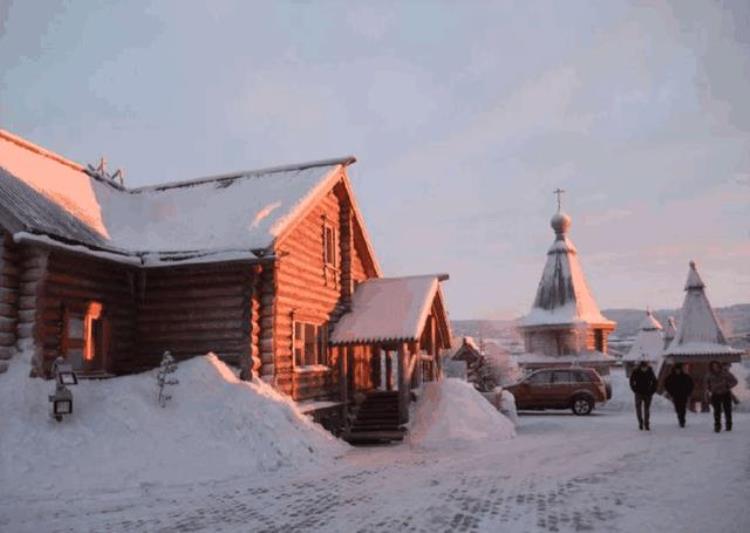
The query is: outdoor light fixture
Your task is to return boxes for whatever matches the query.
[55,361,78,386]
[49,357,77,422]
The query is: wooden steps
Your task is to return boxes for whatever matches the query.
[344,391,405,445]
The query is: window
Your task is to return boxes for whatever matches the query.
[293,321,329,367]
[552,370,573,383]
[323,224,336,266]
[64,301,105,372]
[574,371,592,383]
[527,371,552,384]
[84,302,104,362]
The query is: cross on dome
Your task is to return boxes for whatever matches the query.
[553,187,566,212]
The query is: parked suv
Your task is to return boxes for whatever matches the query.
[505,367,609,415]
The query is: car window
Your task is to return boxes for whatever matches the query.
[527,371,551,384]
[573,371,591,383]
[552,370,573,383]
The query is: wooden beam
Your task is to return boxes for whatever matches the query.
[397,342,409,423]
[385,349,393,391]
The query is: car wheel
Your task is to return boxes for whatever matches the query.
[572,395,593,416]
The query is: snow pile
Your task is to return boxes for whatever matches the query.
[0,352,347,497]
[732,361,750,412]
[499,389,519,425]
[408,379,515,450]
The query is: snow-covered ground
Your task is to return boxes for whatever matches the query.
[0,352,345,498]
[2,368,749,532]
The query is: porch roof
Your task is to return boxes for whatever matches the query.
[330,274,449,345]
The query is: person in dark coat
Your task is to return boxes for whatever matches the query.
[705,361,739,433]
[664,363,694,428]
[629,360,658,430]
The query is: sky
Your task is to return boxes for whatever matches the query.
[1,0,748,320]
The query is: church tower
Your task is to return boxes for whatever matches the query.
[659,261,743,408]
[517,192,616,373]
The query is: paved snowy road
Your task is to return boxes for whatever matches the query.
[2,410,749,533]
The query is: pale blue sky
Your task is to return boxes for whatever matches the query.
[1,1,748,319]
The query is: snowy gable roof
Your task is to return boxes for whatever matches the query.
[0,130,362,266]
[330,275,449,345]
[519,211,614,328]
[665,261,742,358]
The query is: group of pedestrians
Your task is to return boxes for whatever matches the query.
[629,360,739,432]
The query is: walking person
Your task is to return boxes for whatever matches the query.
[664,363,694,428]
[630,360,658,431]
[705,361,738,433]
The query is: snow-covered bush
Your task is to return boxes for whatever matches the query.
[467,355,498,392]
[483,341,521,386]
[156,351,179,407]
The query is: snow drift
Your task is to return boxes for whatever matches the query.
[408,379,515,450]
[0,352,347,497]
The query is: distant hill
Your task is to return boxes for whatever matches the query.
[452,303,750,345]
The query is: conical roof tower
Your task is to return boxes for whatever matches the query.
[623,309,664,363]
[517,192,616,370]
[664,261,741,360]
[519,199,615,329]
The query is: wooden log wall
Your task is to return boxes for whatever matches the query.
[136,263,254,369]
[524,326,613,356]
[37,251,138,375]
[274,181,375,401]
[16,247,49,375]
[259,265,275,381]
[0,232,20,363]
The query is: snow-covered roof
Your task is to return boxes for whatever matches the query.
[664,261,743,358]
[514,351,616,365]
[519,210,615,329]
[463,336,479,351]
[623,310,664,362]
[639,309,662,331]
[330,274,449,345]
[0,130,374,268]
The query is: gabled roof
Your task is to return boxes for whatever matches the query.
[330,274,450,345]
[623,309,664,362]
[448,336,481,361]
[519,210,615,329]
[665,261,742,357]
[0,130,379,271]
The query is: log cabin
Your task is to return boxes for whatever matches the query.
[0,130,451,437]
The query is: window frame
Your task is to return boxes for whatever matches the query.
[323,222,336,267]
[62,301,107,373]
[292,320,330,370]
